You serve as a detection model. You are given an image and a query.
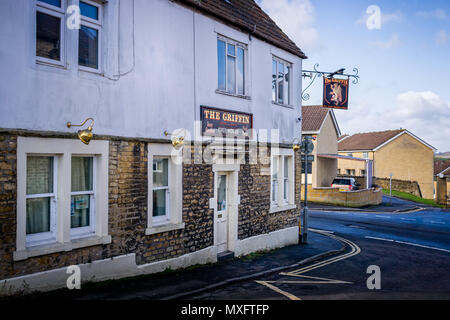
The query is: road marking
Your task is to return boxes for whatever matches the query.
[365,236,394,242]
[429,221,445,225]
[287,230,361,275]
[365,236,450,253]
[255,229,361,300]
[277,273,352,284]
[400,218,416,221]
[348,225,366,229]
[313,229,335,234]
[255,281,301,300]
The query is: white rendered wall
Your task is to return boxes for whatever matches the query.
[0,0,302,143]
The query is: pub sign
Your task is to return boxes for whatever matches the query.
[323,77,349,110]
[200,106,253,138]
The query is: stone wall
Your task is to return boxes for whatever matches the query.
[0,133,301,280]
[301,185,383,207]
[237,145,300,240]
[0,134,17,279]
[339,175,422,198]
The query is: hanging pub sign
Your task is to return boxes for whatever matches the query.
[200,106,253,138]
[323,77,349,109]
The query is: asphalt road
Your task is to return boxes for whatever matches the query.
[189,205,450,300]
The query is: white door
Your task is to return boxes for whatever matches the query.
[216,173,228,253]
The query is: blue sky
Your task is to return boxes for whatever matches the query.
[257,0,450,152]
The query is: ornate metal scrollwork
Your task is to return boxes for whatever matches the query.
[301,63,360,101]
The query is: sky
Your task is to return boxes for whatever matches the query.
[257,0,450,153]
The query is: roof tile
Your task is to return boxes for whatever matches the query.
[338,130,405,151]
[174,0,307,59]
[302,105,329,132]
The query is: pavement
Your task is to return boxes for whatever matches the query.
[307,195,433,213]
[30,230,344,300]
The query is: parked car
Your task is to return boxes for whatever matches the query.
[331,177,360,191]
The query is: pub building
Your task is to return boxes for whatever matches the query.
[0,0,306,294]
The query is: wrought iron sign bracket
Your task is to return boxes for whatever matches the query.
[301,63,360,101]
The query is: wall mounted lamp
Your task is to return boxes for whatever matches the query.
[292,137,301,152]
[164,129,186,150]
[67,117,95,145]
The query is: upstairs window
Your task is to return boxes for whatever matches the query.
[36,0,65,66]
[35,0,103,72]
[78,0,102,72]
[217,37,246,96]
[272,57,291,105]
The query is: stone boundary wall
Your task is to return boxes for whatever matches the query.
[339,174,422,198]
[301,185,383,207]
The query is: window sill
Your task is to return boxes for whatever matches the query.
[269,204,296,214]
[215,89,251,100]
[272,101,294,109]
[145,222,185,236]
[13,235,112,261]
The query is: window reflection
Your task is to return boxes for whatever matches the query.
[79,25,98,69]
[36,12,61,61]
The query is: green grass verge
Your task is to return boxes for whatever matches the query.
[382,189,444,208]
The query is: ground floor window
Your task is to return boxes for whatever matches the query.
[271,149,295,209]
[15,137,110,261]
[71,156,95,238]
[26,156,57,245]
[146,144,184,235]
[152,158,170,224]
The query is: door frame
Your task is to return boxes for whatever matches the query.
[211,163,240,254]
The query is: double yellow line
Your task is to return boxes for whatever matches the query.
[255,229,361,300]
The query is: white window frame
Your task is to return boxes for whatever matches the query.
[283,156,291,204]
[146,144,184,235]
[70,155,96,239]
[78,0,103,73]
[217,35,247,96]
[363,152,369,159]
[271,156,279,207]
[272,56,292,106]
[270,149,295,212]
[25,155,58,247]
[151,157,171,226]
[14,137,110,261]
[35,0,66,67]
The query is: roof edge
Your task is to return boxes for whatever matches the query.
[173,0,307,59]
[373,130,437,152]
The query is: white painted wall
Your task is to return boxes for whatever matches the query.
[0,0,303,143]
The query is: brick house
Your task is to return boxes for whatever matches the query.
[0,0,306,294]
[338,129,436,199]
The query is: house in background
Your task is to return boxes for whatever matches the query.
[434,160,450,202]
[338,129,436,199]
[301,105,341,187]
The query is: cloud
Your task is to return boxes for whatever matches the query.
[258,0,320,54]
[356,9,403,28]
[371,34,402,49]
[416,9,447,20]
[335,91,450,152]
[436,30,449,45]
